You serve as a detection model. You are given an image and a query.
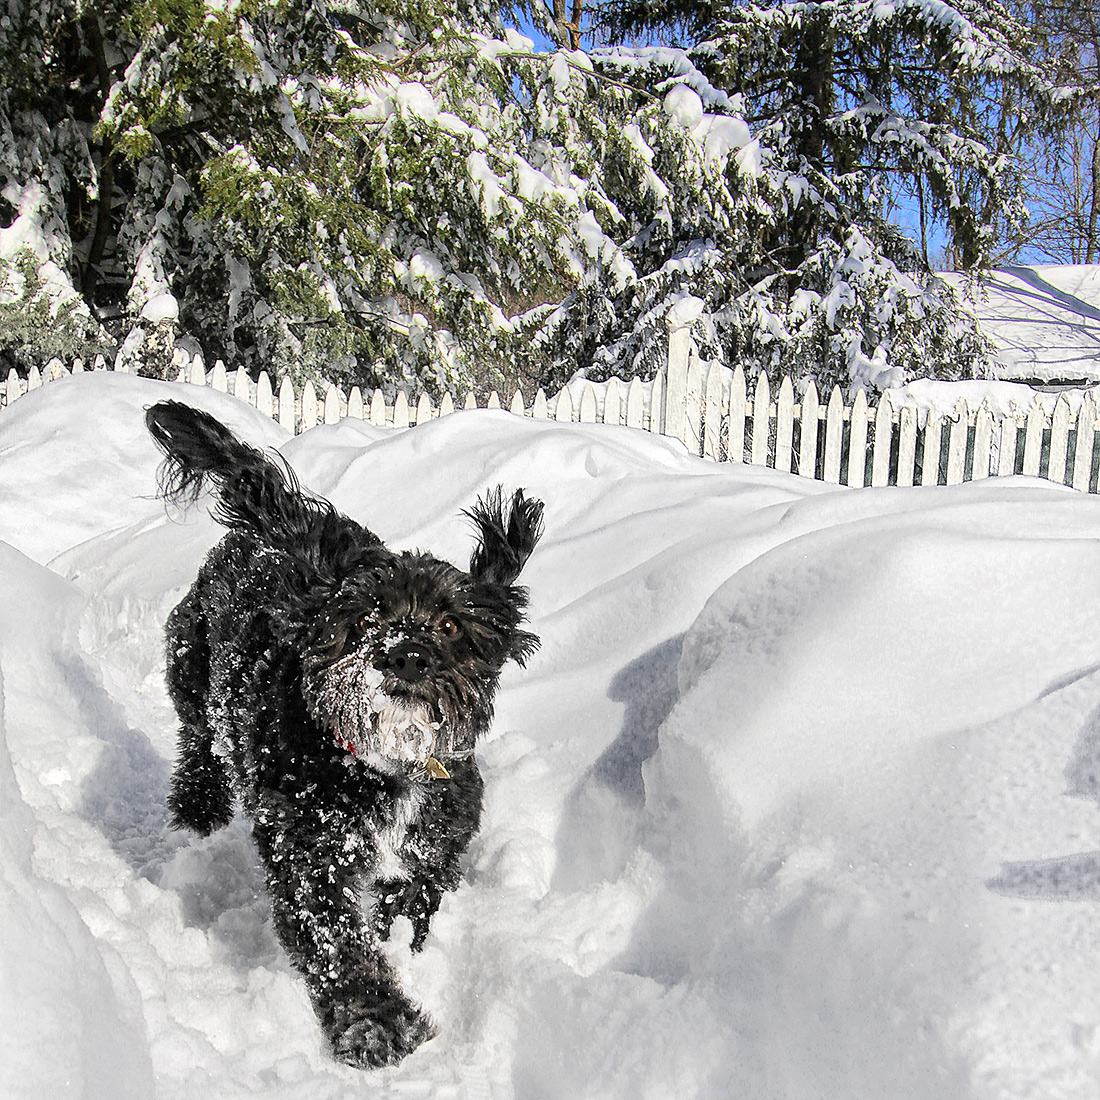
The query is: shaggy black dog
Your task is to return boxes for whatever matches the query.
[146,400,543,1068]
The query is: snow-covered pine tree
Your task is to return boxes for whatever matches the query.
[582,0,1073,392]
[0,1,113,370]
[3,1,1062,396]
[0,1,680,393]
[530,49,750,386]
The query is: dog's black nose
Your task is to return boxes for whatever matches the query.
[386,642,430,682]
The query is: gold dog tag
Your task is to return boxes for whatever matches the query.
[425,756,451,780]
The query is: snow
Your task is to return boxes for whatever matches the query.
[466,151,510,220]
[395,82,439,123]
[883,376,1100,421]
[666,294,705,329]
[659,79,752,174]
[140,292,180,324]
[735,137,764,178]
[407,250,444,288]
[549,52,573,97]
[2,372,1100,1098]
[0,181,89,315]
[944,264,1100,383]
[664,85,704,131]
[474,28,535,64]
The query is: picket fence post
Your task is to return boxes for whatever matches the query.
[1048,395,1073,485]
[897,405,918,486]
[997,410,1018,477]
[1022,397,1046,476]
[684,351,704,456]
[774,376,795,473]
[625,378,644,430]
[665,324,690,446]
[798,380,819,478]
[301,380,318,430]
[5,367,22,404]
[1073,393,1098,491]
[579,384,598,423]
[823,386,844,484]
[649,371,664,435]
[847,389,869,487]
[277,376,294,430]
[233,366,250,404]
[702,363,723,459]
[871,393,892,487]
[972,401,994,480]
[727,366,747,464]
[323,383,341,424]
[394,391,410,428]
[604,378,622,426]
[945,399,968,485]
[750,373,770,467]
[922,412,943,486]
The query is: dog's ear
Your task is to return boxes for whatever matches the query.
[508,626,541,668]
[466,487,544,587]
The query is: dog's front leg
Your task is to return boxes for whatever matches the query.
[254,822,435,1068]
[164,590,235,836]
[372,759,485,951]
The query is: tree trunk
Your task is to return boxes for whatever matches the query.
[798,19,833,166]
[785,17,834,282]
[1087,98,1100,264]
[82,14,114,310]
[551,0,571,47]
[569,0,584,48]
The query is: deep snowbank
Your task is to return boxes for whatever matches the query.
[1,374,1098,1099]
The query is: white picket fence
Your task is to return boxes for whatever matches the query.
[4,340,1100,493]
[661,330,1100,491]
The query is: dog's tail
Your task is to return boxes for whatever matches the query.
[146,400,335,544]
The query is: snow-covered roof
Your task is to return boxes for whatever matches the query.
[946,263,1100,384]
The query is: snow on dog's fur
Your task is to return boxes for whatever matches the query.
[146,400,542,1068]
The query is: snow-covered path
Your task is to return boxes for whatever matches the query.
[1,374,1098,1098]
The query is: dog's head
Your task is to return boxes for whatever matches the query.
[302,487,543,766]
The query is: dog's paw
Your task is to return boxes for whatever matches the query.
[328,995,436,1068]
[370,879,443,952]
[167,754,234,836]
[166,789,234,837]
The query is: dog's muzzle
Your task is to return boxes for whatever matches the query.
[304,652,445,768]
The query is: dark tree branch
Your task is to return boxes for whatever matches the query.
[82,14,115,310]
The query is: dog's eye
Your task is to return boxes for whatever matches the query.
[439,616,460,638]
[357,615,371,633]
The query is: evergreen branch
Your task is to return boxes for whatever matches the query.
[514,50,660,100]
[399,45,664,103]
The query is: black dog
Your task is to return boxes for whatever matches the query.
[146,400,543,1068]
